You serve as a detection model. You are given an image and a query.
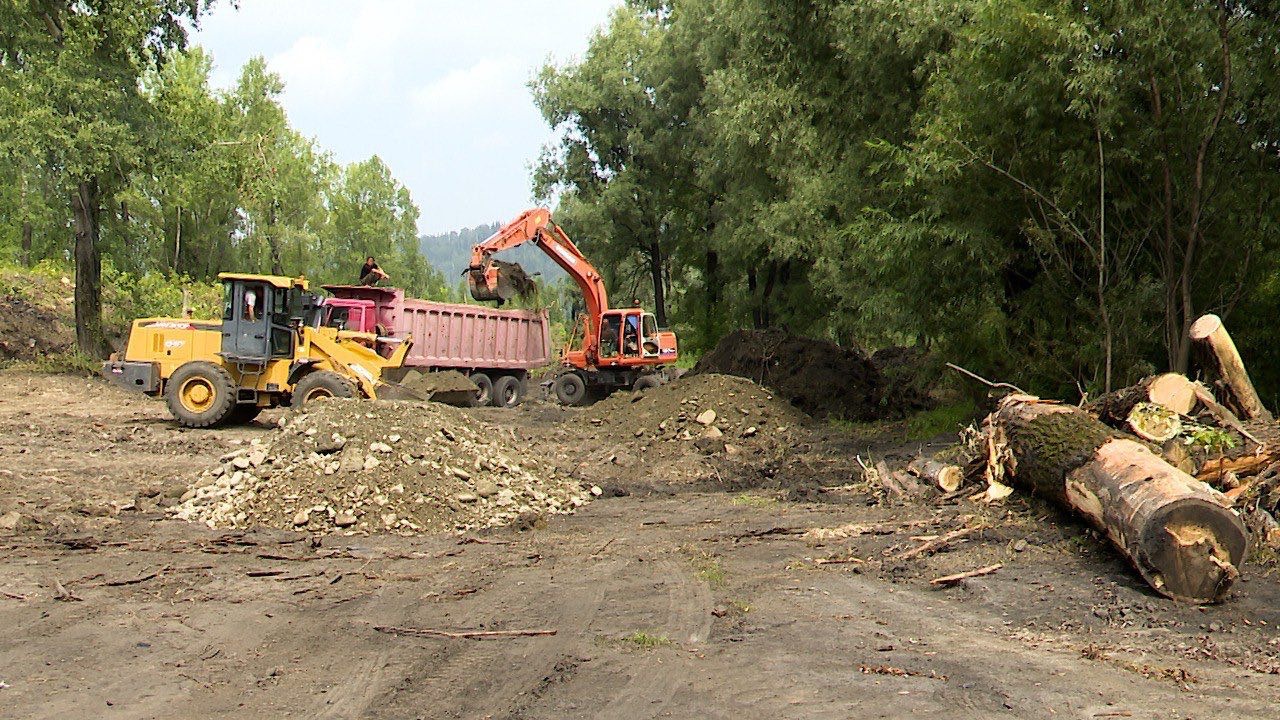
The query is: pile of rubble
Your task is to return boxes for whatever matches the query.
[171,399,593,534]
[590,373,808,456]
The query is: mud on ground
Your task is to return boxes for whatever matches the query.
[3,371,1280,719]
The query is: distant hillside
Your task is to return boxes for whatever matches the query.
[418,222,568,283]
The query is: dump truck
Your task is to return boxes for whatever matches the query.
[102,273,416,427]
[466,208,678,405]
[319,285,551,407]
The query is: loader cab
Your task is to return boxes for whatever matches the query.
[217,273,310,363]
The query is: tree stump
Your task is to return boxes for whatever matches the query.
[1088,373,1196,426]
[991,395,1247,603]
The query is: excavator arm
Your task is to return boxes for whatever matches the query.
[467,208,610,356]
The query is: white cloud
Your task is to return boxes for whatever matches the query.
[411,57,523,115]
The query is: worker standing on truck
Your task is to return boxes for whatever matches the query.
[359,256,389,286]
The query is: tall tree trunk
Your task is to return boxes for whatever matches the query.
[173,205,182,273]
[20,220,33,267]
[747,268,761,328]
[648,236,666,326]
[704,250,718,337]
[266,205,284,275]
[71,178,108,358]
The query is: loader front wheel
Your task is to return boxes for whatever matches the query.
[554,372,589,406]
[167,362,237,428]
[292,371,358,409]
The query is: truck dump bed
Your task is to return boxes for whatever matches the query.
[323,285,551,371]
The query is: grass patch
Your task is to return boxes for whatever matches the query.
[730,492,777,508]
[690,552,727,587]
[905,399,978,441]
[615,631,673,649]
[1,351,100,375]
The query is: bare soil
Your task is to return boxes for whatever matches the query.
[3,371,1280,719]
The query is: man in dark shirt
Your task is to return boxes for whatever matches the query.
[359,256,389,286]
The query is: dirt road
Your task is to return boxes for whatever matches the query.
[2,372,1279,719]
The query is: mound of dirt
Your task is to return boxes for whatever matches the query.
[870,345,938,415]
[591,373,807,453]
[0,294,74,361]
[690,329,881,420]
[172,399,592,534]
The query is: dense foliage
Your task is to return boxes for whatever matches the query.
[0,1,445,356]
[533,0,1280,402]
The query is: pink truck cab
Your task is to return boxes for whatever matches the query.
[319,285,551,407]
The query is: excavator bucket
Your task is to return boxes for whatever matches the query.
[468,259,537,304]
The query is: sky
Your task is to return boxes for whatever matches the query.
[191,1,620,235]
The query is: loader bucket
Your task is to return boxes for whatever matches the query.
[392,369,479,407]
[371,380,426,402]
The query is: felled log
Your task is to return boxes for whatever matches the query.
[1126,403,1182,443]
[1197,449,1280,485]
[1190,314,1272,421]
[1088,373,1196,425]
[990,395,1247,603]
[908,458,964,492]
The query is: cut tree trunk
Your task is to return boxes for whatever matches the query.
[908,458,964,492]
[1088,373,1196,426]
[1190,314,1271,421]
[990,395,1247,603]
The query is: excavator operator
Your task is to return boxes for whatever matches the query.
[600,317,621,358]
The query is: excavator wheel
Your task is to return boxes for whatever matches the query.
[166,361,237,428]
[632,375,663,393]
[492,375,523,408]
[226,404,264,425]
[553,372,589,406]
[292,371,358,409]
[470,372,494,407]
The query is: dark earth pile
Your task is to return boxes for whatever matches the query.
[172,399,591,534]
[0,288,74,361]
[691,328,934,421]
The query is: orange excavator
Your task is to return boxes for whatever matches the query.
[466,208,678,405]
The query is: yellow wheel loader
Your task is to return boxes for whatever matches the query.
[102,273,416,427]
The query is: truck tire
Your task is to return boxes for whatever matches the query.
[292,371,358,409]
[492,375,523,408]
[554,372,589,406]
[471,372,493,407]
[166,361,237,428]
[227,405,264,425]
[632,375,663,393]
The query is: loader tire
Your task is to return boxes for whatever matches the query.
[226,404,264,425]
[493,375,523,408]
[167,361,237,428]
[632,375,662,393]
[292,371,357,409]
[554,372,589,406]
[470,372,493,407]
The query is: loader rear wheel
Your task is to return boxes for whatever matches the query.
[493,375,523,408]
[554,372,589,406]
[470,372,493,407]
[292,371,357,409]
[166,361,236,428]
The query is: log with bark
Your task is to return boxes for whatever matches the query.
[907,457,964,492]
[1088,373,1197,425]
[989,395,1247,603]
[1190,314,1272,422]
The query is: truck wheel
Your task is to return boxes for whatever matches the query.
[471,373,493,407]
[632,375,663,393]
[166,361,237,428]
[227,405,264,425]
[292,371,357,409]
[493,375,523,408]
[554,372,589,406]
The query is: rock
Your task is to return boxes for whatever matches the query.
[449,466,472,481]
[456,493,478,503]
[742,426,758,438]
[339,444,364,473]
[316,434,346,454]
[231,456,252,470]
[695,409,717,425]
[363,455,382,472]
[389,434,401,443]
[292,509,311,526]
[334,512,357,528]
[724,443,742,458]
[475,479,499,498]
[369,441,393,454]
[590,485,603,497]
[0,511,23,532]
[703,426,723,439]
